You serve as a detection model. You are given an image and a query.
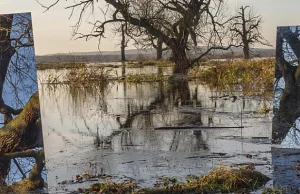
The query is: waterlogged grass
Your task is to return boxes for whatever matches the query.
[77,166,270,194]
[188,58,275,93]
[65,65,114,86]
[262,187,289,194]
[125,73,170,82]
[36,62,87,70]
[42,59,275,96]
[126,60,175,68]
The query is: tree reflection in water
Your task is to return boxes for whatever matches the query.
[40,79,270,152]
[39,75,272,191]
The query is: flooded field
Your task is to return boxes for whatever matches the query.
[36,65,298,193]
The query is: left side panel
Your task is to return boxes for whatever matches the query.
[0,13,47,193]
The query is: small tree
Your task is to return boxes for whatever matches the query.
[134,33,169,60]
[231,6,271,59]
[120,24,127,61]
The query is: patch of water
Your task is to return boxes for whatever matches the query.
[38,69,275,193]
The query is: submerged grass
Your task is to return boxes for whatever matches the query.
[36,62,87,70]
[42,58,274,99]
[77,166,270,194]
[126,60,175,68]
[125,73,170,82]
[64,65,114,86]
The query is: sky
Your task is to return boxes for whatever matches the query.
[0,0,300,55]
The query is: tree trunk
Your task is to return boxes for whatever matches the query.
[240,6,250,60]
[156,36,163,60]
[172,48,191,74]
[0,92,40,155]
[272,28,300,144]
[0,158,10,186]
[121,24,126,61]
[176,80,191,105]
[243,40,250,59]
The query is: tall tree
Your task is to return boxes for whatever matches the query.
[231,6,270,59]
[120,23,127,61]
[39,0,235,74]
[272,26,300,144]
[0,13,46,192]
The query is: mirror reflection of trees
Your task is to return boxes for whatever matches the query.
[41,77,269,154]
[273,26,300,146]
[0,13,47,193]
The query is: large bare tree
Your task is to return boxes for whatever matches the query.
[38,0,235,74]
[272,26,300,144]
[230,5,270,59]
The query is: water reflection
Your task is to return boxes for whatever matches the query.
[38,72,273,192]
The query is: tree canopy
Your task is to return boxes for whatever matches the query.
[230,6,271,59]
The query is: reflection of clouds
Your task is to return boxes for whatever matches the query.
[281,119,300,148]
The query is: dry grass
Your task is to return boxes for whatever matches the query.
[77,166,270,194]
[188,58,275,93]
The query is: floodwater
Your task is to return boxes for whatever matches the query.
[38,66,276,193]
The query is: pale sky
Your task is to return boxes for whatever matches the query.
[0,0,300,55]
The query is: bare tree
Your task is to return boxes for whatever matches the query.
[0,13,46,192]
[272,26,300,144]
[132,32,169,60]
[120,24,127,61]
[113,23,130,61]
[39,0,235,74]
[231,6,270,59]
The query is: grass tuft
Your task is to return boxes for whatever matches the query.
[78,166,270,194]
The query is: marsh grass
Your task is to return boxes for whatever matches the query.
[36,62,87,70]
[188,58,275,94]
[262,185,290,194]
[125,73,170,82]
[126,60,175,68]
[65,65,114,86]
[78,166,270,194]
